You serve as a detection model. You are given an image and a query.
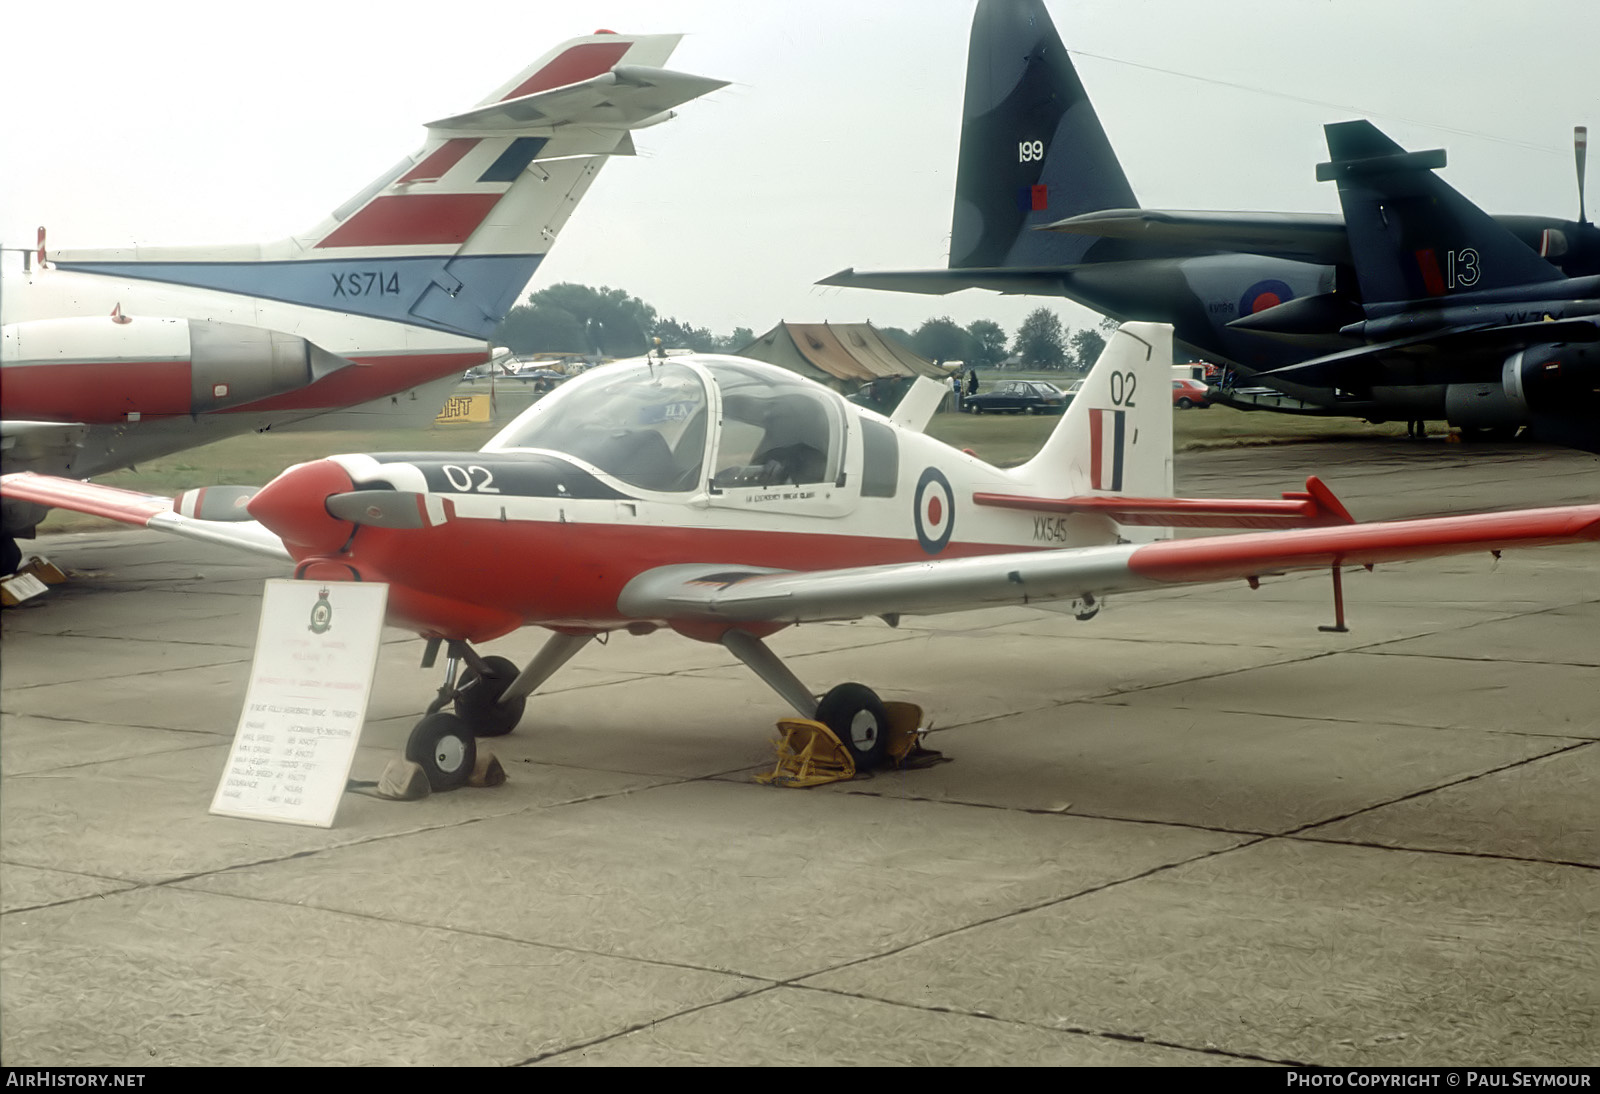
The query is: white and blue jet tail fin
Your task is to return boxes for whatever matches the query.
[46,33,725,341]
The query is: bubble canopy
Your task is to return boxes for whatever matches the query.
[483,355,848,494]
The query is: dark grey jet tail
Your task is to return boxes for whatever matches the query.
[950,0,1138,269]
[1318,120,1566,305]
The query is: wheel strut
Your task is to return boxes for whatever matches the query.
[720,630,892,769]
[721,630,818,719]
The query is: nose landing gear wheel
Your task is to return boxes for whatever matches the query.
[816,683,890,769]
[453,655,525,738]
[406,712,477,791]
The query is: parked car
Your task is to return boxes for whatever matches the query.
[965,380,1069,414]
[1172,378,1211,409]
[847,374,915,414]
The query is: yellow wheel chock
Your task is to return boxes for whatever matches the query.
[756,702,933,788]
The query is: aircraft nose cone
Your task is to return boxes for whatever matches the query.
[246,459,358,554]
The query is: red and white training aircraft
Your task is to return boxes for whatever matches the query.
[6,322,1599,789]
[0,30,724,573]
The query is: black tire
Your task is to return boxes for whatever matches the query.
[405,712,477,791]
[453,655,525,737]
[815,683,890,769]
[1177,398,1194,409]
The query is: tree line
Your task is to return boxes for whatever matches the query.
[492,283,1115,371]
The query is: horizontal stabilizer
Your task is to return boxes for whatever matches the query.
[1044,209,1352,266]
[818,267,1070,296]
[428,66,728,133]
[974,476,1356,529]
[1315,148,1447,181]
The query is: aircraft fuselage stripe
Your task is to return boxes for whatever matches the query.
[315,194,503,249]
[399,138,481,183]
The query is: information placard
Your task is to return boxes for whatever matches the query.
[211,580,389,827]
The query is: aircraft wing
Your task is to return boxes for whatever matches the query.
[618,506,1600,625]
[0,473,290,561]
[973,474,1355,530]
[1262,315,1600,386]
[1040,209,1353,265]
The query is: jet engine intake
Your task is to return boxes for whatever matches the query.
[1503,343,1600,418]
[1445,343,1600,431]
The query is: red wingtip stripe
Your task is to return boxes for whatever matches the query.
[0,472,173,528]
[1126,506,1600,584]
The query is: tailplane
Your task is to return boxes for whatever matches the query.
[1011,321,1174,517]
[47,34,726,339]
[951,0,1138,269]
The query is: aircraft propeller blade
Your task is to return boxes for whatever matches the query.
[173,485,260,522]
[325,490,452,530]
[1577,125,1589,226]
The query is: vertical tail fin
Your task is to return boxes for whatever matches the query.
[1011,322,1174,535]
[951,0,1138,270]
[1318,120,1565,304]
[50,33,725,339]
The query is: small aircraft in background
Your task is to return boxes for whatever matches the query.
[1,30,725,573]
[820,0,1597,437]
[1246,121,1599,449]
[8,323,1598,790]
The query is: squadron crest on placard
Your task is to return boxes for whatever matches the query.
[308,587,333,635]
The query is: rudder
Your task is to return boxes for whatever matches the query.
[1012,321,1174,513]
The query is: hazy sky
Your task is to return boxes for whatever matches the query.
[3,0,1595,341]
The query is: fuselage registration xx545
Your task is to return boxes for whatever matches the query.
[6,323,1598,790]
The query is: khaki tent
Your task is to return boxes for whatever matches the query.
[733,322,947,396]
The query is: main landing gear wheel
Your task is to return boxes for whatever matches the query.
[816,683,891,769]
[406,712,477,791]
[453,655,525,738]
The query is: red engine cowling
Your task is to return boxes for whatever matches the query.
[2,315,349,423]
